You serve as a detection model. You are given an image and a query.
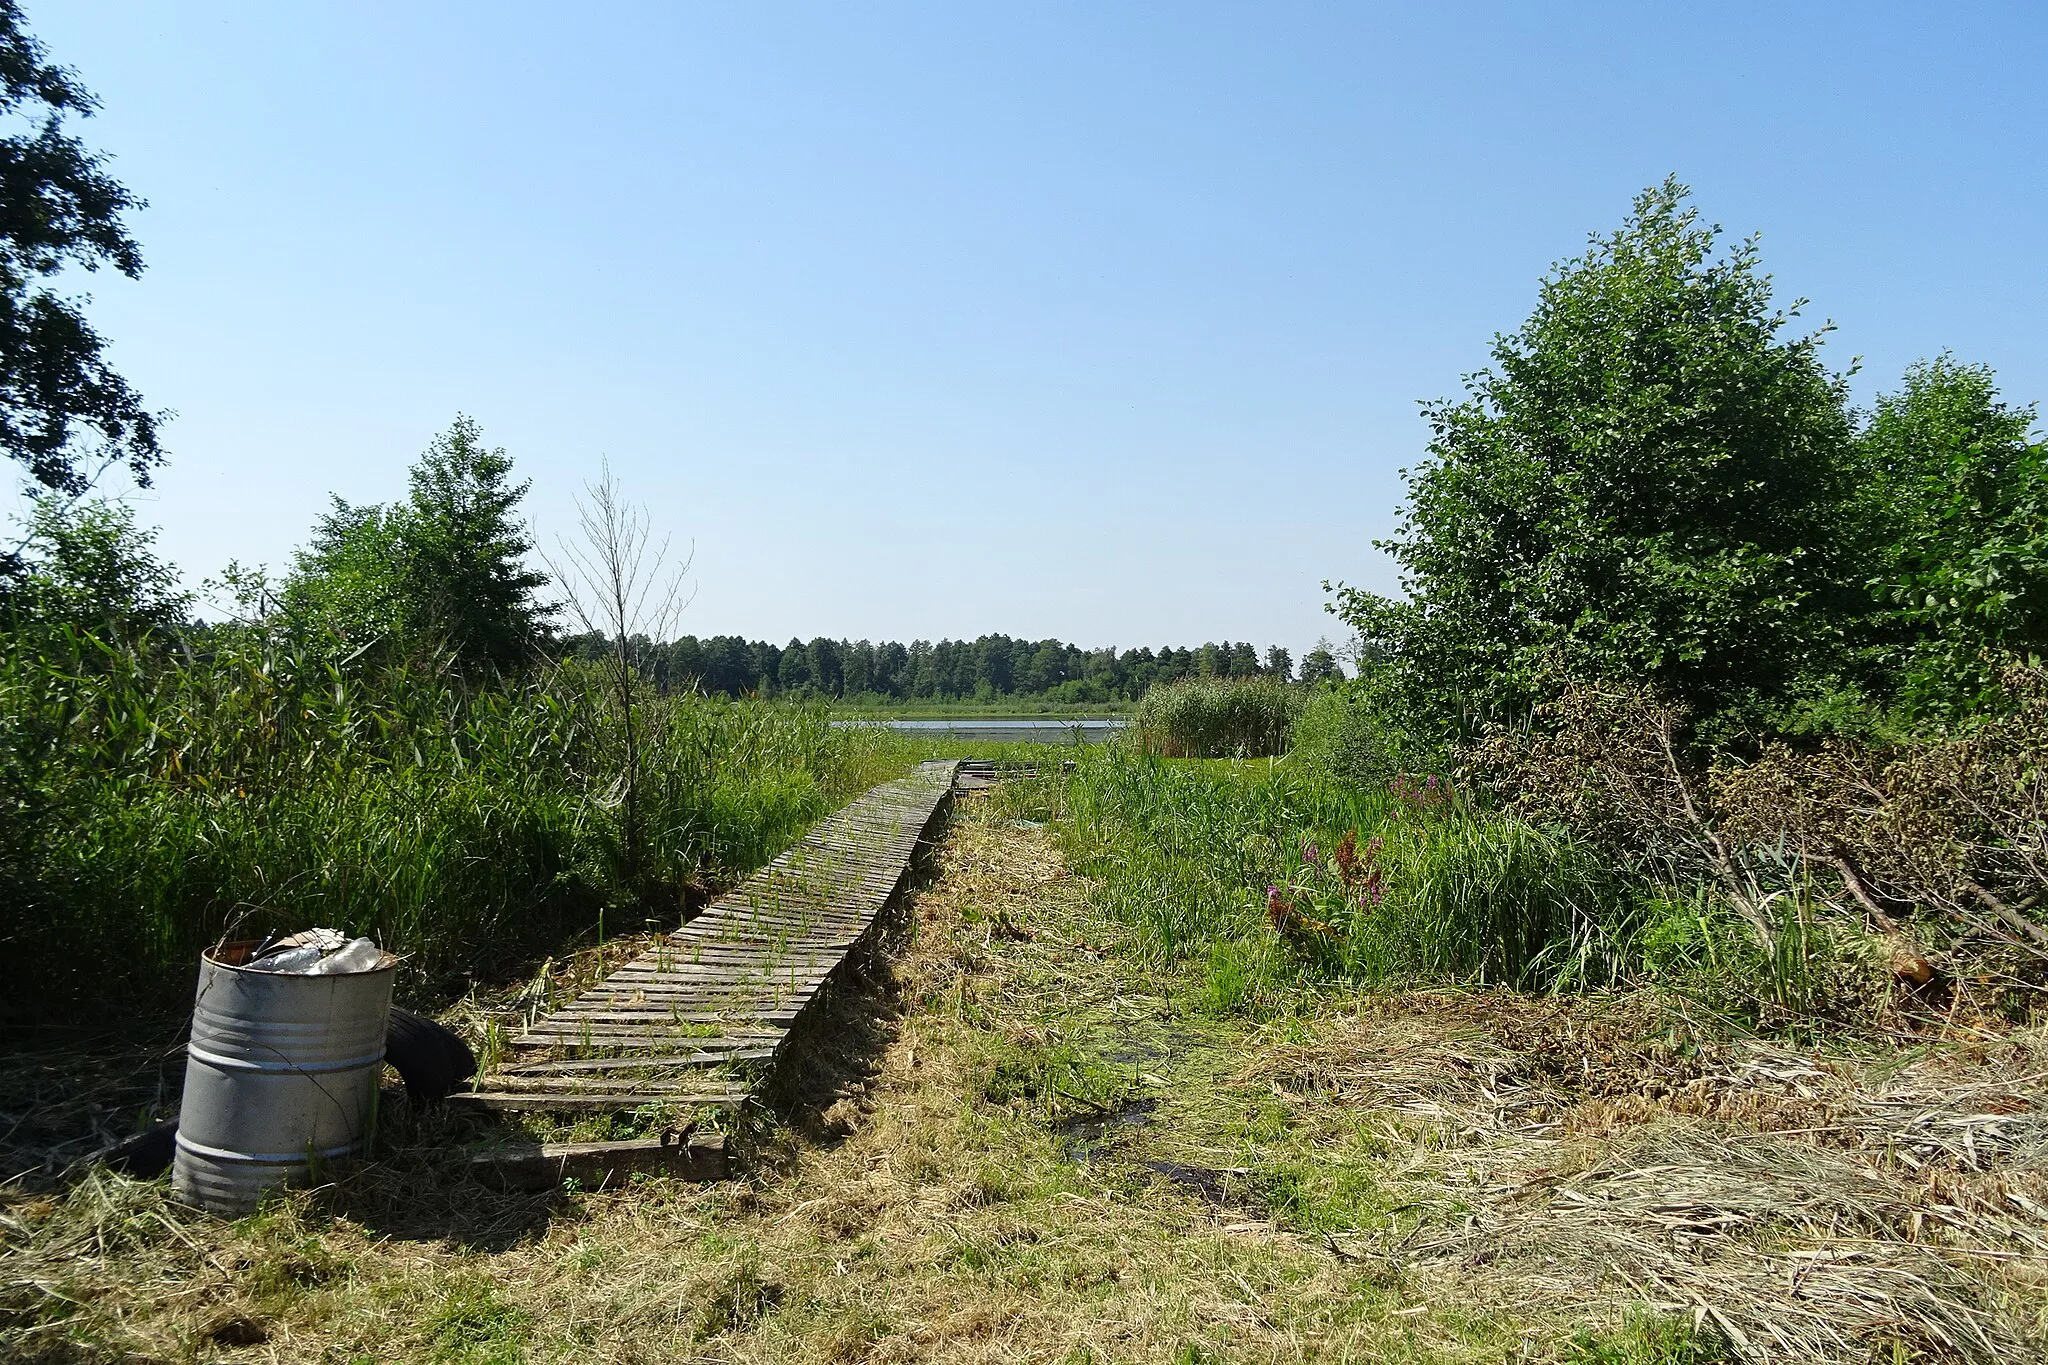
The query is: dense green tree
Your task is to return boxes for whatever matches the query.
[1853,357,2047,715]
[403,417,553,669]
[806,637,842,696]
[1331,178,1858,735]
[975,635,1015,694]
[876,640,908,695]
[751,640,782,693]
[693,635,743,693]
[283,418,552,671]
[841,639,873,696]
[0,3,162,496]
[1,496,185,640]
[1299,645,1343,686]
[285,497,408,645]
[778,637,812,692]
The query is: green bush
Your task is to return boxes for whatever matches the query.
[1134,676,1304,758]
[1289,671,1445,788]
[1329,178,1861,740]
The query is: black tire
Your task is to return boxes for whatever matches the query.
[383,1007,478,1106]
[99,1117,178,1179]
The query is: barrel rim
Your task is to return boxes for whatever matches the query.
[206,939,399,976]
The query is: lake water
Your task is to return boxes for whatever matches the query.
[832,717,1128,744]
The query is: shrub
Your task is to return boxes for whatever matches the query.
[1713,664,2048,953]
[1851,356,2048,718]
[1134,676,1304,758]
[1328,178,1860,740]
[1290,670,1446,788]
[1463,671,2048,1014]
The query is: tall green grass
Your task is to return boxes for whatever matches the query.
[1039,743,1886,1027]
[1287,676,1447,788]
[0,625,900,1015]
[1048,745,1629,991]
[1133,676,1304,758]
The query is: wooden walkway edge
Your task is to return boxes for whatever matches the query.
[451,760,960,1117]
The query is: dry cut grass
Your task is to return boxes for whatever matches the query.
[1252,991,2048,1361]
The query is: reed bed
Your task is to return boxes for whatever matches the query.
[1133,676,1304,758]
[1048,745,1631,990]
[0,626,901,1014]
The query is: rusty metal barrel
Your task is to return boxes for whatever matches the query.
[170,943,395,1215]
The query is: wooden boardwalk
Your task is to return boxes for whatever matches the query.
[451,761,960,1117]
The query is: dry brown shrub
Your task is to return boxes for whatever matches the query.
[1715,666,2048,956]
[1462,683,1779,941]
[1464,685,1705,869]
[1466,670,2048,981]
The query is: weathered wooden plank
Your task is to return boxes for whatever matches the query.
[600,967,830,987]
[542,1002,814,1024]
[521,1011,802,1034]
[500,1049,776,1073]
[690,895,860,921]
[449,1086,749,1113]
[616,948,847,968]
[476,1076,746,1095]
[509,1029,784,1051]
[572,985,822,1004]
[471,1133,728,1189]
[562,993,821,1014]
[521,1017,796,1036]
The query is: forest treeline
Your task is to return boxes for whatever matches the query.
[559,632,1341,705]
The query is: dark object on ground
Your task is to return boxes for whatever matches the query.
[202,1313,270,1347]
[383,1006,477,1105]
[469,1129,728,1190]
[94,1117,179,1179]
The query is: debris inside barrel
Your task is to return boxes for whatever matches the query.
[238,928,390,974]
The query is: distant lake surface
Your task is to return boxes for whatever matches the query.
[833,717,1128,744]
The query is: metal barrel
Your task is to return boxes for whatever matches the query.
[171,944,396,1215]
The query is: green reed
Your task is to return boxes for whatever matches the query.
[0,624,900,1014]
[1132,676,1304,758]
[1051,745,1629,990]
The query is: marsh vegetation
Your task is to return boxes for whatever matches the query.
[6,798,2043,1363]
[0,28,2042,1355]
[0,440,901,1017]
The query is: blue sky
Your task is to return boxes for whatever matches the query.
[19,1,2047,657]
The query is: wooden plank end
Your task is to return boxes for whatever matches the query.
[469,1132,728,1189]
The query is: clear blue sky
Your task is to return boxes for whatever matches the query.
[20,1,2047,657]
